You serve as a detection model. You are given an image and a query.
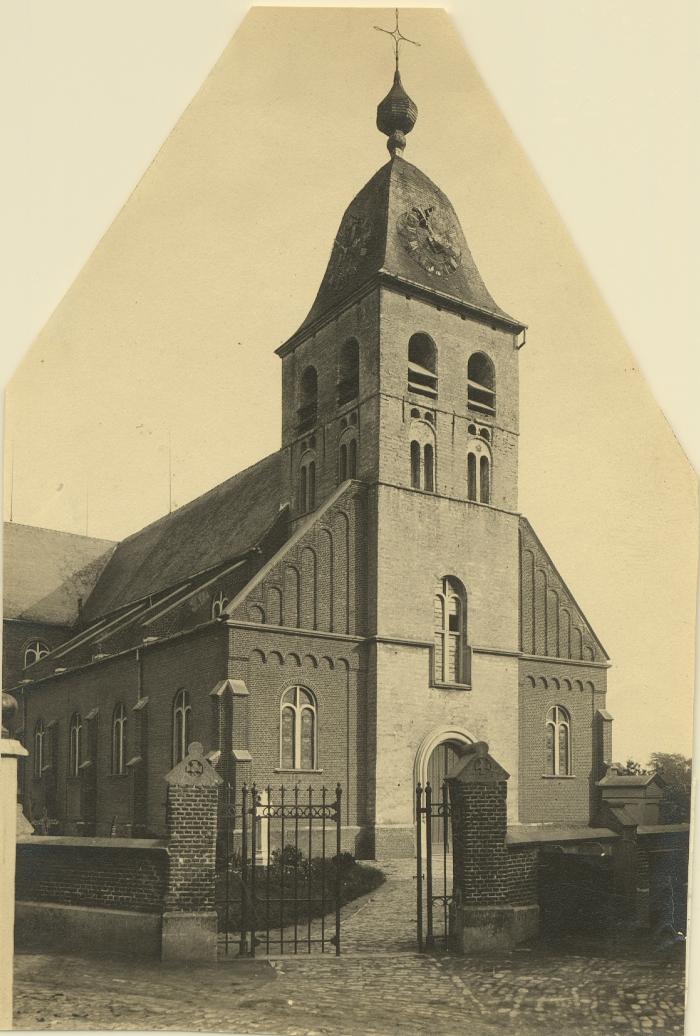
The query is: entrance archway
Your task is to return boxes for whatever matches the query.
[414,727,475,846]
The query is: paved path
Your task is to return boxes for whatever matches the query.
[12,859,688,1034]
[13,946,687,1034]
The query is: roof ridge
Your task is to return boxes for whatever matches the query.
[3,521,116,545]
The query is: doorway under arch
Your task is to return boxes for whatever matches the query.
[414,727,476,846]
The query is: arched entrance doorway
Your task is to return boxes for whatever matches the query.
[426,740,462,845]
[414,727,476,847]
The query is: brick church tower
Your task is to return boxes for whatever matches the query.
[10,52,609,856]
[276,70,527,854]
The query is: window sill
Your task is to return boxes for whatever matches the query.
[107,772,130,780]
[274,768,323,775]
[432,681,471,692]
[541,774,577,780]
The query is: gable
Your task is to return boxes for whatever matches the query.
[227,481,368,638]
[519,517,609,663]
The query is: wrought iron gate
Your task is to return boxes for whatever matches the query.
[415,781,453,951]
[217,782,343,956]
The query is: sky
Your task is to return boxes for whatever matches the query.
[1,3,697,768]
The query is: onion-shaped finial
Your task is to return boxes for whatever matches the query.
[376,70,418,157]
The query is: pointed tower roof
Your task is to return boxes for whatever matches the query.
[278,68,524,353]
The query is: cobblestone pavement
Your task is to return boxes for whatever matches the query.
[13,946,687,1035]
[13,859,688,1034]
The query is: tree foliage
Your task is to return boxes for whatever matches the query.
[614,753,692,823]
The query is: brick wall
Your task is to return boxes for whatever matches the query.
[15,838,168,913]
[20,624,229,838]
[518,657,608,824]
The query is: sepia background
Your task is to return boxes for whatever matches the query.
[1,3,697,776]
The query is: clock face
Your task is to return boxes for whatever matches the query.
[398,204,462,278]
[327,215,373,289]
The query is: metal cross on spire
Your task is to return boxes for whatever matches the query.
[374,9,420,71]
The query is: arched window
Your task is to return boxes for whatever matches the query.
[467,452,477,501]
[338,429,358,483]
[467,353,495,414]
[467,439,491,504]
[24,641,49,668]
[434,577,467,684]
[545,706,571,776]
[479,454,490,504]
[298,366,318,431]
[408,333,438,399]
[280,686,317,770]
[211,589,229,619]
[172,689,191,765]
[34,719,45,778]
[424,443,434,492]
[112,703,127,775]
[337,339,359,403]
[348,437,357,478]
[410,440,421,488]
[299,452,316,512]
[69,712,82,777]
[409,413,436,492]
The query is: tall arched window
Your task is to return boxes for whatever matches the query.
[408,333,438,399]
[467,352,495,414]
[545,705,571,776]
[337,339,359,403]
[410,440,421,488]
[467,452,477,501]
[24,641,49,668]
[409,415,436,492]
[348,437,357,478]
[280,686,317,770]
[172,689,191,765]
[424,443,434,492]
[112,703,128,775]
[34,719,45,778]
[338,429,358,483]
[467,439,491,504]
[479,455,490,504]
[434,577,467,684]
[298,366,318,431]
[69,712,82,777]
[299,452,316,512]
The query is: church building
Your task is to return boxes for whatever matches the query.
[4,66,613,858]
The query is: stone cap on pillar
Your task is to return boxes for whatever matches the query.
[165,742,222,787]
[446,741,510,783]
[209,678,249,698]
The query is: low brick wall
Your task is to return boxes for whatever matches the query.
[15,836,168,913]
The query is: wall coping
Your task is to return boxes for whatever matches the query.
[16,835,168,851]
[506,824,618,846]
[637,824,690,837]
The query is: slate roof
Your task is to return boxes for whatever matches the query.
[283,155,524,347]
[80,451,283,622]
[3,523,116,625]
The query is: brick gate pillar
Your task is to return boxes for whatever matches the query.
[447,741,539,953]
[162,741,222,961]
